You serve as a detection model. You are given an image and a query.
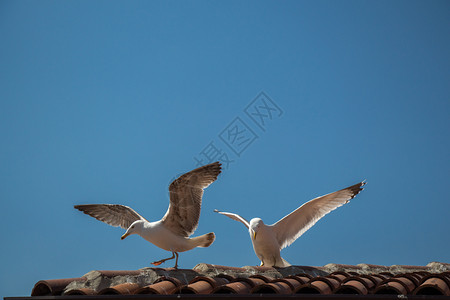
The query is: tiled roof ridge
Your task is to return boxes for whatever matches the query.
[30,261,450,297]
[323,261,450,275]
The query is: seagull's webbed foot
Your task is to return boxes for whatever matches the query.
[151,252,179,269]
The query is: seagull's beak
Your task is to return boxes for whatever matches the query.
[121,232,130,240]
[252,231,257,240]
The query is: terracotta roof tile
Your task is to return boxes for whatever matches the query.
[251,281,292,294]
[336,279,368,294]
[414,273,450,296]
[296,279,332,294]
[135,277,183,294]
[335,275,378,294]
[31,278,85,296]
[178,276,230,294]
[234,277,266,288]
[248,274,273,283]
[328,273,348,282]
[212,281,252,294]
[19,261,450,298]
[273,278,303,291]
[178,280,212,294]
[97,282,141,295]
[286,274,312,284]
[63,288,95,296]
[374,281,408,295]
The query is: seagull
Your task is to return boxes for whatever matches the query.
[215,181,365,267]
[75,162,222,268]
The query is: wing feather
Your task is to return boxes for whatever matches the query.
[74,204,146,229]
[214,209,250,229]
[271,181,366,249]
[161,162,222,236]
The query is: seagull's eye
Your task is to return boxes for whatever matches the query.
[132,226,135,229]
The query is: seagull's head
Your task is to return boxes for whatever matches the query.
[121,220,144,240]
[249,218,263,240]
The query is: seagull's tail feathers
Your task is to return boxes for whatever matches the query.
[192,232,215,248]
[280,257,291,267]
[274,257,291,268]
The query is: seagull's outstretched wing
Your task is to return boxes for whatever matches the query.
[214,209,250,229]
[271,181,366,249]
[74,204,146,230]
[162,162,222,237]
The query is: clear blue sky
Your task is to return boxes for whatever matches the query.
[1,1,449,297]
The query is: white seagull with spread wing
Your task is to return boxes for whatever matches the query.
[75,162,222,268]
[215,181,365,267]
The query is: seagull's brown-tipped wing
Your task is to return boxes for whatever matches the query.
[162,162,222,237]
[214,209,250,229]
[271,181,366,249]
[74,204,146,229]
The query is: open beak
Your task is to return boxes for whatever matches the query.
[121,232,130,240]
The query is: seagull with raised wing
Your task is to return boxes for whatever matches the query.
[215,181,365,267]
[75,162,222,268]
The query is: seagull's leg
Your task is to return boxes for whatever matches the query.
[174,252,179,269]
[151,252,176,266]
